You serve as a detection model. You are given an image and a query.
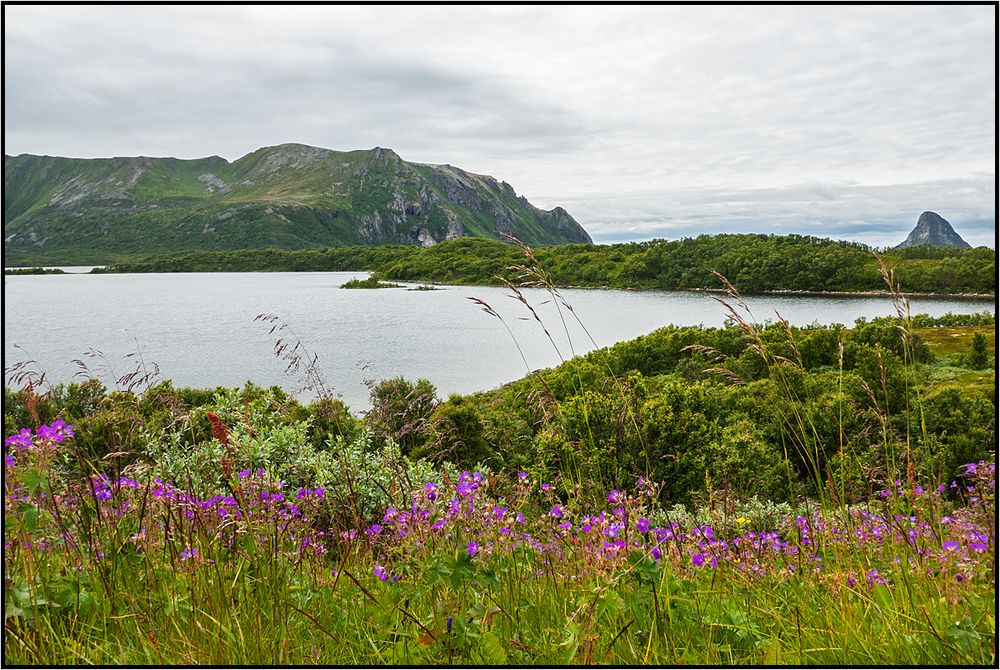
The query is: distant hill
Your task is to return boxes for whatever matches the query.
[894,211,972,250]
[3,144,592,265]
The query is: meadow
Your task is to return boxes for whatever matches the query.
[3,252,996,665]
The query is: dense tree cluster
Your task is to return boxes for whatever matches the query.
[99,235,995,295]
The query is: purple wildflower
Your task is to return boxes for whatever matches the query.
[374,563,388,581]
[636,518,650,533]
[540,482,551,491]
[467,540,479,558]
[865,568,887,586]
[51,419,74,440]
[943,541,960,551]
[5,429,32,450]
[4,454,14,468]
[608,489,623,504]
[424,482,439,501]
[549,505,563,518]
[692,552,706,568]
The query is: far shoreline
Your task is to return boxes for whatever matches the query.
[5,265,995,301]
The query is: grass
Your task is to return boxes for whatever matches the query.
[914,326,996,358]
[3,448,995,665]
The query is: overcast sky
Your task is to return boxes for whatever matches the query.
[4,5,996,247]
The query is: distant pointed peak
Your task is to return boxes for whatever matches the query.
[895,211,971,249]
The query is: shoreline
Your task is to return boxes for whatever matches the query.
[684,286,997,301]
[404,279,996,301]
[6,266,996,300]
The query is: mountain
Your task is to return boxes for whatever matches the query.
[3,144,592,265]
[893,211,972,250]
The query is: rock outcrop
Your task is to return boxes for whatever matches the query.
[894,211,972,249]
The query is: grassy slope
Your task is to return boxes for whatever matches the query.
[3,146,589,265]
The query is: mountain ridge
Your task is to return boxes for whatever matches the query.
[3,144,592,265]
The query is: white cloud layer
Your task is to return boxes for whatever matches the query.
[4,5,995,247]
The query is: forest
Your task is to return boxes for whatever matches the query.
[94,234,996,295]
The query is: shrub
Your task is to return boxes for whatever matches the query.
[963,332,990,370]
[365,377,438,454]
[420,393,490,467]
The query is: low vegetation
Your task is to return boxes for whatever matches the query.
[3,250,995,664]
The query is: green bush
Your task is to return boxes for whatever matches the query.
[962,332,990,370]
[365,377,438,454]
[420,393,490,467]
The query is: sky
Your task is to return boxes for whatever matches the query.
[4,5,996,248]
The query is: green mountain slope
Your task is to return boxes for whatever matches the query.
[3,144,592,265]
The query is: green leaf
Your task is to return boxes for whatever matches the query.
[479,631,508,665]
[20,466,47,494]
[631,554,661,585]
[595,591,626,619]
[946,618,981,658]
[18,503,39,533]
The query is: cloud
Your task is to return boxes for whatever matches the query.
[4,5,995,247]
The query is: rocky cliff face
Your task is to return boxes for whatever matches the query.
[894,211,971,249]
[3,144,592,264]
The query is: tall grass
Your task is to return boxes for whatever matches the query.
[4,433,995,664]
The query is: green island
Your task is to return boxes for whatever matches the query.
[340,276,403,289]
[4,266,996,664]
[4,267,66,275]
[93,234,995,296]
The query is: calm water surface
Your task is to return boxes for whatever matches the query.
[4,271,994,411]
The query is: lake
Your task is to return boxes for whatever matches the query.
[3,271,994,411]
